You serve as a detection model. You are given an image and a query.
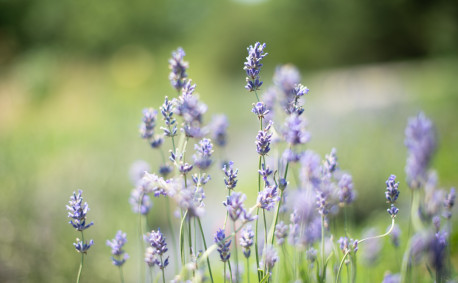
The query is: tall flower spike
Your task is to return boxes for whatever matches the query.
[240,225,254,258]
[257,184,279,211]
[385,175,400,217]
[256,120,273,156]
[338,173,355,205]
[223,161,238,190]
[223,192,248,221]
[193,138,214,170]
[405,112,436,189]
[169,47,188,91]
[67,190,94,231]
[275,221,288,245]
[214,228,231,262]
[283,113,310,146]
[244,42,267,92]
[210,114,229,147]
[106,231,129,266]
[145,229,169,270]
[160,96,177,137]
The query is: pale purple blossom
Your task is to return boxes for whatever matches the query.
[169,47,188,91]
[106,231,129,266]
[244,42,267,92]
[210,114,229,147]
[214,228,231,262]
[193,138,214,170]
[240,225,254,258]
[67,190,94,231]
[223,161,238,190]
[256,120,273,156]
[283,113,310,146]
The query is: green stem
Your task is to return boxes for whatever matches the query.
[160,256,166,283]
[336,252,350,283]
[233,221,239,283]
[165,198,179,272]
[188,215,193,265]
[179,210,188,265]
[149,267,153,283]
[228,260,233,283]
[76,231,84,283]
[255,156,262,281]
[246,257,250,283]
[197,217,214,283]
[138,193,145,283]
[263,210,268,274]
[119,266,125,283]
[321,214,325,281]
[224,263,227,283]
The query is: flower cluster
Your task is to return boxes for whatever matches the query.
[66,190,94,254]
[169,47,188,91]
[214,228,231,262]
[223,161,238,190]
[144,229,170,270]
[255,120,273,156]
[405,112,436,189]
[193,138,214,170]
[160,96,177,137]
[240,225,254,258]
[385,175,400,217]
[244,42,267,92]
[106,231,129,266]
[140,108,163,148]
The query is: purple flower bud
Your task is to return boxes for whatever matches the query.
[405,112,436,189]
[433,216,441,232]
[160,96,177,137]
[140,108,158,140]
[293,84,309,97]
[338,173,355,205]
[252,102,270,119]
[255,120,273,156]
[214,228,231,262]
[210,114,229,147]
[244,42,267,92]
[106,231,129,266]
[443,187,455,219]
[240,225,254,258]
[275,221,288,245]
[385,175,400,204]
[324,148,338,174]
[387,204,399,216]
[129,188,152,215]
[169,47,188,91]
[431,231,447,273]
[283,113,310,146]
[223,192,248,222]
[67,190,94,231]
[74,239,94,254]
[223,161,238,190]
[193,138,214,170]
[382,273,401,283]
[257,184,279,211]
[263,246,278,271]
[145,229,169,257]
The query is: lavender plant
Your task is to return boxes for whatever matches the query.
[66,190,94,283]
[65,43,456,283]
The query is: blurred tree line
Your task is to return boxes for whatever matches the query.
[1,0,457,69]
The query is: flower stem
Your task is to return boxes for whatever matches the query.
[246,257,250,283]
[165,198,179,272]
[197,217,214,283]
[160,256,166,283]
[321,214,325,281]
[119,266,125,283]
[233,221,239,283]
[76,231,84,283]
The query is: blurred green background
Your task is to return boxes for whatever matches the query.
[0,0,457,282]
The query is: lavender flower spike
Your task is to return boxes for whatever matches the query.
[214,228,231,262]
[74,239,94,254]
[263,246,278,271]
[169,47,188,91]
[385,175,400,217]
[256,120,273,156]
[145,229,169,270]
[244,42,267,92]
[283,113,310,146]
[240,225,254,258]
[223,192,247,221]
[405,112,436,189]
[275,221,288,245]
[106,230,129,266]
[252,102,270,119]
[257,184,279,211]
[160,96,177,137]
[210,114,229,147]
[67,190,94,231]
[443,187,455,219]
[223,161,238,190]
[338,173,355,205]
[193,138,214,170]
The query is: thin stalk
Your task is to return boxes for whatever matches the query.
[160,256,166,283]
[255,156,262,281]
[254,90,260,102]
[149,267,153,283]
[346,264,350,283]
[228,261,233,283]
[321,214,325,281]
[263,210,268,273]
[224,263,227,283]
[344,206,349,237]
[138,193,145,283]
[179,210,188,265]
[246,257,250,283]
[233,221,239,283]
[119,266,125,283]
[197,217,214,283]
[188,215,193,266]
[76,231,84,283]
[165,198,178,272]
[336,252,350,283]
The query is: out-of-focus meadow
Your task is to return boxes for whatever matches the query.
[0,0,457,282]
